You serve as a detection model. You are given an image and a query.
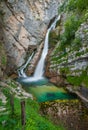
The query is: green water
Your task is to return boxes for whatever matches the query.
[30,85,77,102]
[17,77,77,102]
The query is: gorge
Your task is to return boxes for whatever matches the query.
[17,14,77,103]
[0,0,88,130]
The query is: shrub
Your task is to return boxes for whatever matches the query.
[66,0,76,11]
[76,0,88,12]
[66,0,88,12]
[0,90,65,130]
[66,70,88,88]
[58,0,68,13]
[64,15,81,40]
[84,9,88,21]
[59,14,81,51]
[1,56,7,65]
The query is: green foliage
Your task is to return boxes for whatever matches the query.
[49,31,59,48]
[66,0,76,11]
[73,37,81,46]
[51,0,88,93]
[0,114,21,130]
[8,81,17,88]
[83,76,88,87]
[64,15,80,37]
[26,112,55,130]
[67,70,88,88]
[26,113,65,130]
[2,87,10,97]
[65,15,80,41]
[75,51,84,57]
[1,56,7,65]
[62,0,88,12]
[67,76,82,86]
[0,98,21,130]
[0,88,65,130]
[55,0,88,58]
[60,67,70,75]
[84,9,88,21]
[76,0,88,12]
[58,14,81,53]
[25,99,65,130]
[0,99,3,106]
[58,0,68,13]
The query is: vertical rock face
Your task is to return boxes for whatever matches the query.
[0,20,7,78]
[49,20,88,76]
[1,0,61,74]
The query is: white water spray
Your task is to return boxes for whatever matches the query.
[33,15,61,79]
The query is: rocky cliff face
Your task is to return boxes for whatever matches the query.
[0,18,7,78]
[46,1,88,103]
[1,0,62,75]
[0,41,7,78]
[49,20,88,77]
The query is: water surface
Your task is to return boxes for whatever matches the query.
[17,77,77,102]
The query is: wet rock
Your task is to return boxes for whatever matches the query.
[27,42,44,75]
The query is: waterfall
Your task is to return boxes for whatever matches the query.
[33,29,49,78]
[18,15,60,81]
[33,15,61,79]
[18,52,34,77]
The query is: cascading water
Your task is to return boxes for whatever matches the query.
[18,15,60,82]
[18,52,34,77]
[34,15,61,79]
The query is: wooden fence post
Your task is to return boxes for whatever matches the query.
[10,94,14,115]
[21,100,26,129]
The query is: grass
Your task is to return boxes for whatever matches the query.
[0,83,66,130]
[26,99,65,130]
[0,96,65,130]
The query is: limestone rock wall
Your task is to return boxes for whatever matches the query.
[47,11,88,81]
[0,21,7,78]
[1,0,62,74]
[0,43,7,78]
[49,16,88,77]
